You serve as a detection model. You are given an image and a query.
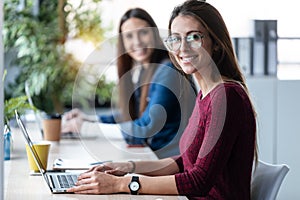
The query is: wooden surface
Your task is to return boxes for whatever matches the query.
[4,121,187,200]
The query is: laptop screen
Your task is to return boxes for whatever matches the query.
[15,110,47,175]
[15,110,80,193]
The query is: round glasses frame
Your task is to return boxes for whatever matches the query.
[164,32,205,52]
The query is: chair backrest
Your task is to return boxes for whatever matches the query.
[251,160,290,200]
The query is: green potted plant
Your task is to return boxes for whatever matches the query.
[3,70,35,129]
[3,70,36,160]
[4,0,114,115]
[4,95,35,129]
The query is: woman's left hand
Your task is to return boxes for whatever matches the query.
[67,170,127,194]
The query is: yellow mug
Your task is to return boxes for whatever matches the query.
[25,142,50,172]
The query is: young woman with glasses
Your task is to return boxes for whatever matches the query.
[67,1,257,199]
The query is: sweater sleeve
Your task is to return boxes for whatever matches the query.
[99,114,116,124]
[175,86,251,197]
[172,155,184,172]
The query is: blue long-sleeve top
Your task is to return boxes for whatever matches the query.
[100,61,196,158]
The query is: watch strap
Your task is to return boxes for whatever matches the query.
[132,176,139,182]
[128,176,140,195]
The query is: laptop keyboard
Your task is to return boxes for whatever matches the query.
[57,174,78,188]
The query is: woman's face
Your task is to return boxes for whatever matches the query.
[170,15,214,75]
[121,18,155,65]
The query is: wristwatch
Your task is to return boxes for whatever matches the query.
[128,176,140,195]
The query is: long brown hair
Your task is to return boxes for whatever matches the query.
[168,0,258,164]
[116,8,169,121]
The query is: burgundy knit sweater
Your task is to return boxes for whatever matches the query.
[173,82,256,200]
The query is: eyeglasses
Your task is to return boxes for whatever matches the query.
[164,32,205,52]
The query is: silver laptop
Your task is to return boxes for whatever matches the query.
[15,110,80,193]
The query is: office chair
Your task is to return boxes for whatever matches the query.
[251,160,290,200]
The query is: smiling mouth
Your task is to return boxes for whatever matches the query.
[181,56,197,62]
[132,48,148,55]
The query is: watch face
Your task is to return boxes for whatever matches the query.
[130,181,140,191]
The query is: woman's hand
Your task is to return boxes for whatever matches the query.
[61,109,98,134]
[61,109,85,134]
[88,162,134,176]
[64,108,90,121]
[67,170,129,194]
[61,116,84,134]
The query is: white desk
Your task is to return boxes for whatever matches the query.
[4,122,187,200]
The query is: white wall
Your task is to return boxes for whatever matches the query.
[247,77,300,199]
[100,0,183,34]
[100,0,300,38]
[247,77,277,163]
[276,81,300,199]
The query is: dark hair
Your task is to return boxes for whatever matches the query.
[168,0,258,163]
[116,8,169,121]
